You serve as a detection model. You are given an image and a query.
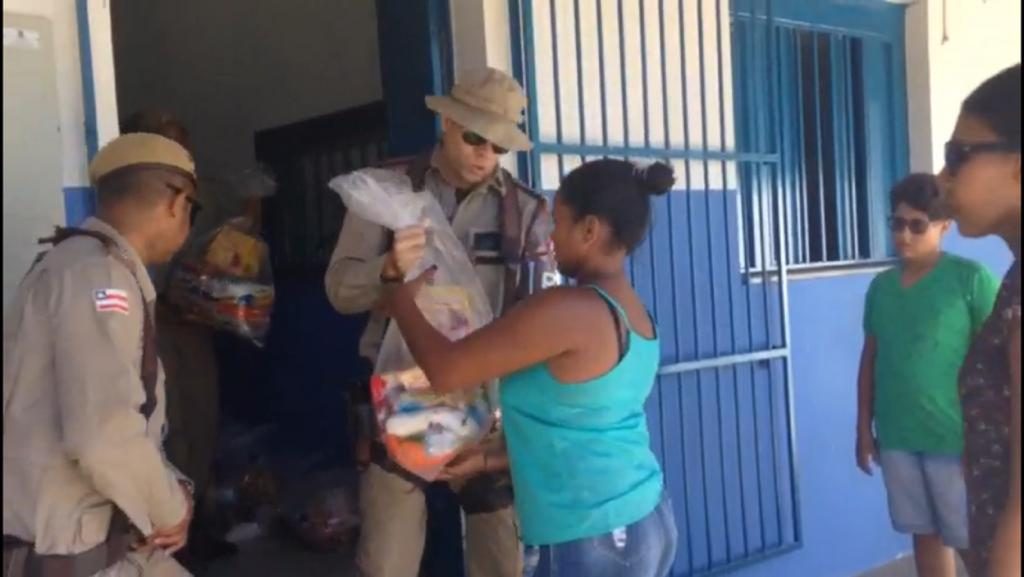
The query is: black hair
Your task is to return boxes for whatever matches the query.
[558,159,676,251]
[120,109,191,150]
[962,64,1021,147]
[890,173,948,220]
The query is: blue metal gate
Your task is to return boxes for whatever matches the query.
[508,1,800,574]
[508,0,908,573]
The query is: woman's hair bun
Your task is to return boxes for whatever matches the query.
[634,161,675,196]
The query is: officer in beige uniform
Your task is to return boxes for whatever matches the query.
[3,134,200,577]
[326,68,557,577]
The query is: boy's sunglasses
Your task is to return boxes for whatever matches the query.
[889,216,932,235]
[462,131,509,156]
[944,140,1020,176]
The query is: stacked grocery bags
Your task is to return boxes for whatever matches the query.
[166,169,276,346]
[329,169,498,481]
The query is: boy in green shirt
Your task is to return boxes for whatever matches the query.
[857,173,1000,577]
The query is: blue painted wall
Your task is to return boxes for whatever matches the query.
[631,190,797,574]
[63,187,96,226]
[714,235,1012,577]
[629,188,1013,576]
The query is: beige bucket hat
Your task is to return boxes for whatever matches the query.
[89,133,196,185]
[425,67,533,152]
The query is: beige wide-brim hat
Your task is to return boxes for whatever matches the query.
[426,67,533,152]
[89,133,196,185]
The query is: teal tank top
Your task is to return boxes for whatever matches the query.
[500,287,665,546]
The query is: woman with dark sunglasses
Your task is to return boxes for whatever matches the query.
[938,64,1020,577]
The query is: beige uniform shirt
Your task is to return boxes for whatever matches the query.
[326,152,547,362]
[3,218,188,554]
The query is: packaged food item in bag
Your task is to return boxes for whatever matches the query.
[329,168,497,481]
[167,217,275,346]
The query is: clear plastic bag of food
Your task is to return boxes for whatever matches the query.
[329,168,497,480]
[166,217,275,346]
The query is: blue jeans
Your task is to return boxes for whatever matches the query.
[523,496,678,577]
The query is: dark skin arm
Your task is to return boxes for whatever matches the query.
[856,336,879,475]
[437,433,511,482]
[386,278,598,394]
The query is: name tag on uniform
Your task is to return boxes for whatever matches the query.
[471,231,504,266]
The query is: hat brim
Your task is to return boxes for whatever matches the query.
[425,95,533,152]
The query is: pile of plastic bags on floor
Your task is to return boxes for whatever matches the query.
[330,169,498,481]
[279,468,361,553]
[210,423,281,545]
[210,422,363,554]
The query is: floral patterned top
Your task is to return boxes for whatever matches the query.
[960,259,1020,577]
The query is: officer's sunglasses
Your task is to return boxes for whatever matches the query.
[944,140,1020,176]
[165,181,203,225]
[889,216,933,235]
[462,131,509,156]
[184,195,203,225]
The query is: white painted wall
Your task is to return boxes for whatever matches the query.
[84,0,118,148]
[452,0,736,191]
[111,0,383,176]
[450,0,522,176]
[906,0,1022,173]
[3,0,118,308]
[2,0,116,187]
[451,0,513,74]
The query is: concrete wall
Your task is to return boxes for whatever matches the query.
[906,0,1022,174]
[904,0,1019,278]
[111,0,383,176]
[2,0,117,186]
[451,1,1017,576]
[3,0,118,306]
[2,0,1019,574]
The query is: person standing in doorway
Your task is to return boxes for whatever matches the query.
[121,109,236,569]
[325,67,557,577]
[857,173,1000,577]
[3,134,199,577]
[939,63,1021,577]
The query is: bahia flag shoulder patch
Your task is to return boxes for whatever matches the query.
[94,289,130,315]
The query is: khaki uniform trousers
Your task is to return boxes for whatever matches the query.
[356,464,521,577]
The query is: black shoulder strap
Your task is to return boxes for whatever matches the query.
[499,171,553,311]
[591,288,629,361]
[404,153,434,192]
[498,171,526,312]
[38,227,159,421]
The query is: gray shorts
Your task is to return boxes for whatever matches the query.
[878,450,969,550]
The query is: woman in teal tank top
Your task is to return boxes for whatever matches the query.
[386,159,678,577]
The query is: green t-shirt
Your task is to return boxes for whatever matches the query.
[864,253,1000,454]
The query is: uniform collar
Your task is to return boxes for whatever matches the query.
[82,217,157,302]
[429,146,507,197]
